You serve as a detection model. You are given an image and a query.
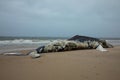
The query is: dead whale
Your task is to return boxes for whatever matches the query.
[68,35,113,48]
[68,35,99,42]
[36,35,113,53]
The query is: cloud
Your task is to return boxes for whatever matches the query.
[0,0,120,37]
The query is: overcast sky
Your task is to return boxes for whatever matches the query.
[0,0,120,37]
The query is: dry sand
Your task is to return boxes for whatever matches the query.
[0,46,120,80]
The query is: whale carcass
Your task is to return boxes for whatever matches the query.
[36,35,113,53]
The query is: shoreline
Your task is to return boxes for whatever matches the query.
[0,45,119,55]
[0,38,120,54]
[0,46,120,80]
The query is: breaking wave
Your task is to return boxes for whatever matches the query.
[0,39,52,44]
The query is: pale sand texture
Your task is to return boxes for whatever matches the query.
[0,46,120,80]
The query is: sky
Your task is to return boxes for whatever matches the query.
[0,0,120,38]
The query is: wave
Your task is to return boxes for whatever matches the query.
[106,40,120,46]
[0,39,52,44]
[0,39,65,53]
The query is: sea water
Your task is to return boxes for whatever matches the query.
[0,37,120,54]
[106,40,120,46]
[0,36,67,53]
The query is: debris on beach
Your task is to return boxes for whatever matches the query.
[96,45,108,52]
[2,50,41,58]
[29,51,41,58]
[2,52,27,56]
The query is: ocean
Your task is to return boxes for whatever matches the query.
[0,36,67,53]
[0,36,120,54]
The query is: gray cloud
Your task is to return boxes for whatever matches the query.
[0,0,120,37]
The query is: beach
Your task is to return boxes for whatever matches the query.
[0,0,120,79]
[0,46,120,80]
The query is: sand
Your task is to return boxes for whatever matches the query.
[0,46,120,80]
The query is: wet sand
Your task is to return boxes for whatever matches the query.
[0,46,120,80]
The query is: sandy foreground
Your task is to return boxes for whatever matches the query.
[0,46,120,80]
